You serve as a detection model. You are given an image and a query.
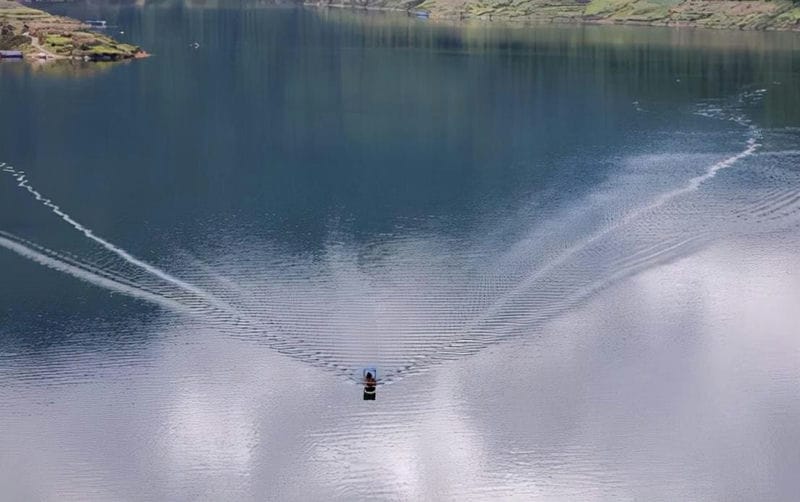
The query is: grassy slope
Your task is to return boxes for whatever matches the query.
[0,0,143,60]
[313,0,800,31]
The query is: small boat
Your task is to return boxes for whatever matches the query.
[85,20,108,28]
[0,50,23,59]
[411,10,430,19]
[362,367,377,401]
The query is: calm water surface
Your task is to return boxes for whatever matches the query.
[1,5,800,500]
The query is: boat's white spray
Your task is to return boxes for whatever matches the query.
[460,126,760,337]
[0,164,303,355]
[1,163,233,313]
[0,230,186,303]
[0,108,776,384]
[0,233,189,313]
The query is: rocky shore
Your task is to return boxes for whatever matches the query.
[307,0,800,31]
[0,0,146,63]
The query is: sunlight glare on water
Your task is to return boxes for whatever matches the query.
[1,5,800,500]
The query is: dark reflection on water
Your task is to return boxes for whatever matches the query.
[1,5,800,499]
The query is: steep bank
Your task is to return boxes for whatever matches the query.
[306,0,800,31]
[0,0,146,62]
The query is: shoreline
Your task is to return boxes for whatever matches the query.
[0,0,147,64]
[305,0,800,32]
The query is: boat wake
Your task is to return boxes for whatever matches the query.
[2,95,800,384]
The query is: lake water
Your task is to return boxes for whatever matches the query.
[2,4,800,500]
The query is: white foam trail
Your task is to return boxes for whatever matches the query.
[0,109,776,385]
[0,165,298,348]
[1,165,232,313]
[0,234,190,313]
[0,230,185,303]
[0,233,291,347]
[461,132,760,336]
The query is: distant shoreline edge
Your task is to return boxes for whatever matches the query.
[304,0,800,32]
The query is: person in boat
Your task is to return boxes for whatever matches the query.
[363,371,377,400]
